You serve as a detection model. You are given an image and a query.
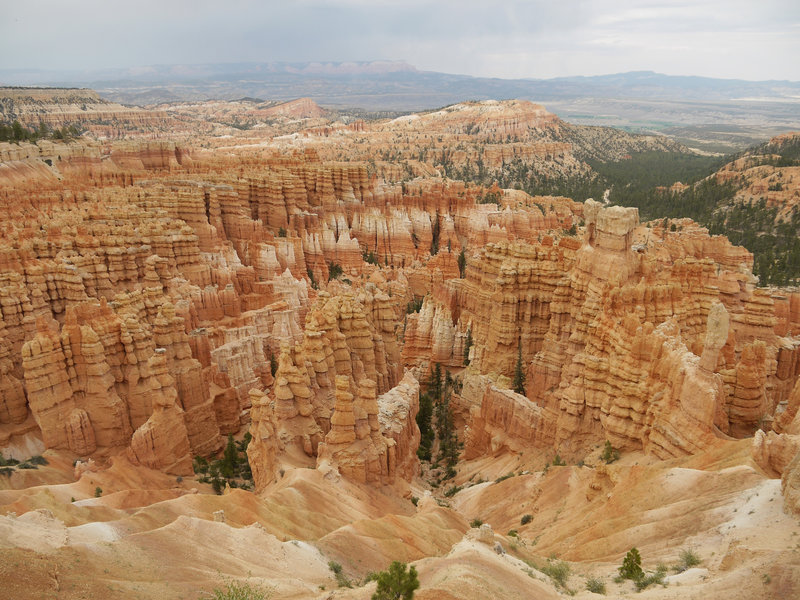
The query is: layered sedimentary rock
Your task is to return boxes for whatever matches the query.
[2,99,798,493]
[783,451,800,516]
[127,352,193,475]
[753,378,800,479]
[247,388,280,492]
[404,199,800,461]
[403,235,578,371]
[272,345,324,456]
[317,376,394,484]
[21,315,131,454]
[302,290,402,398]
[377,371,421,481]
[463,383,555,459]
[0,87,174,137]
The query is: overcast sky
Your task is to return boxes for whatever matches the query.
[2,0,799,81]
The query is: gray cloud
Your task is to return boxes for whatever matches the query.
[1,0,798,80]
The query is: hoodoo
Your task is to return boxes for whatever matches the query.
[0,90,799,599]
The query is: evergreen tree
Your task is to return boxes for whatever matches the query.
[371,561,419,600]
[427,363,442,401]
[269,350,278,377]
[416,392,434,461]
[457,248,466,278]
[430,213,440,255]
[512,343,526,395]
[221,434,238,479]
[619,547,644,582]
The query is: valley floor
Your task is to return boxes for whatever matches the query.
[2,439,798,599]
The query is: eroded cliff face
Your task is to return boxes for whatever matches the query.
[2,96,800,600]
[1,101,798,501]
[409,199,800,463]
[0,137,449,485]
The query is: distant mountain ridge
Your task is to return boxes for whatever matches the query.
[2,62,798,107]
[2,62,799,151]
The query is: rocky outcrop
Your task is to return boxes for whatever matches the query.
[273,345,323,456]
[464,383,555,459]
[444,201,799,460]
[783,450,800,516]
[21,315,131,454]
[247,388,280,492]
[377,371,421,481]
[2,105,798,489]
[127,352,193,475]
[317,376,394,484]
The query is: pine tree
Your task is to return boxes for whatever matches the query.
[416,392,434,461]
[512,343,526,395]
[430,213,440,255]
[269,350,278,377]
[221,434,238,479]
[427,363,442,401]
[457,248,467,278]
[619,547,644,581]
[372,561,419,600]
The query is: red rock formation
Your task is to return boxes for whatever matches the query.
[464,383,555,459]
[273,345,323,456]
[397,200,800,460]
[317,376,394,484]
[127,352,193,475]
[377,371,421,481]
[247,388,280,492]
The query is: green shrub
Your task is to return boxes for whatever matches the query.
[406,297,423,313]
[410,496,419,506]
[585,577,606,594]
[328,561,342,575]
[457,249,467,278]
[94,487,103,497]
[443,485,462,498]
[477,191,501,206]
[195,434,254,493]
[495,472,514,483]
[207,579,273,599]
[371,561,419,600]
[521,514,532,525]
[601,440,620,464]
[507,529,518,537]
[462,327,472,364]
[269,351,278,377]
[674,549,701,572]
[328,261,343,280]
[328,560,351,588]
[635,565,667,591]
[362,248,380,265]
[306,268,318,289]
[540,560,570,589]
[512,344,526,395]
[469,518,483,528]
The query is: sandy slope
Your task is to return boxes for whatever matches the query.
[1,441,799,599]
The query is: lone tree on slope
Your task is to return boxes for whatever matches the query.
[513,342,526,395]
[372,561,420,600]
